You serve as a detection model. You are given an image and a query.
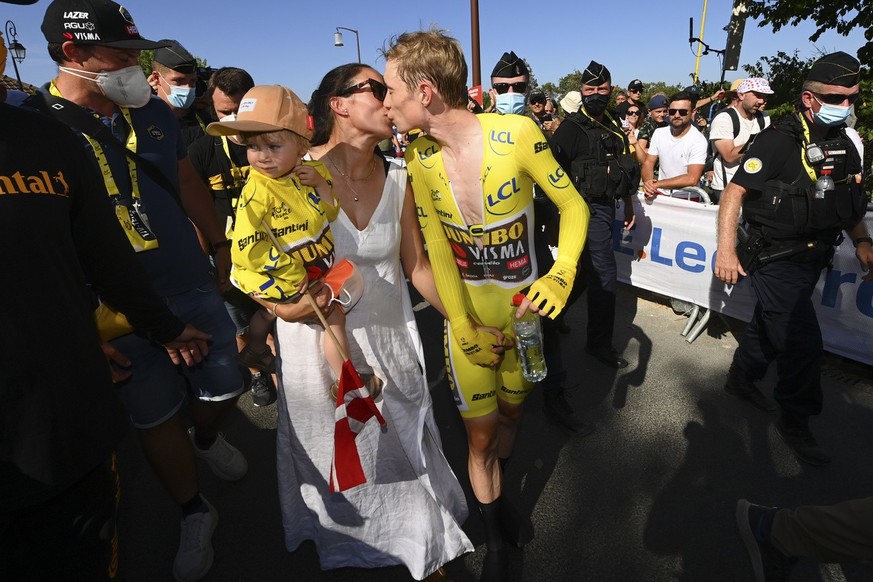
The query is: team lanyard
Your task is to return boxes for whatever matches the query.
[796,113,818,182]
[578,107,630,155]
[50,80,158,251]
[220,136,246,193]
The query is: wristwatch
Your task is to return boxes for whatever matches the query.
[209,239,232,255]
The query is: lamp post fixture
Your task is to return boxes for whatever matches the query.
[333,27,361,64]
[5,20,26,90]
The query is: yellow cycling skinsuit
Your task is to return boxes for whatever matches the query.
[407,113,589,418]
[231,162,339,301]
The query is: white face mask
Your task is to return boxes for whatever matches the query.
[59,65,153,108]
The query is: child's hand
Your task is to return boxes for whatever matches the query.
[294,164,328,190]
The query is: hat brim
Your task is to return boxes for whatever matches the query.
[207,120,285,136]
[3,0,39,4]
[100,38,171,50]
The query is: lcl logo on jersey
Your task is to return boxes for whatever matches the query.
[485,177,522,216]
[547,166,569,189]
[487,130,515,157]
[417,144,438,169]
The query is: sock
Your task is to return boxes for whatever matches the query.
[478,498,505,552]
[180,492,208,517]
[192,430,217,451]
[749,504,778,543]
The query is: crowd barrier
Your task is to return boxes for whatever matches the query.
[612,194,873,366]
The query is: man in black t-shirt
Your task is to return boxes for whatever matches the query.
[0,24,209,580]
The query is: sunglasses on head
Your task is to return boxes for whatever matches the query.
[813,91,860,106]
[338,78,387,101]
[493,81,529,94]
[626,110,641,116]
[668,108,690,116]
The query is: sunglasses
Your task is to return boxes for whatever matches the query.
[628,88,642,93]
[493,81,529,94]
[626,110,641,116]
[529,96,546,105]
[813,91,860,106]
[668,108,690,117]
[338,78,387,101]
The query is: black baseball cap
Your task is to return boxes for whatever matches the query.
[628,79,644,91]
[42,0,169,49]
[153,39,196,73]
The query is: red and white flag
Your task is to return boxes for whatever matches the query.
[329,360,387,492]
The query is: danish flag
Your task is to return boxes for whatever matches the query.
[329,360,387,492]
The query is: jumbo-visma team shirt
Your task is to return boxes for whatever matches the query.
[231,162,338,301]
[406,113,588,327]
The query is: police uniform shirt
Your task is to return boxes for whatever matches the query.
[733,118,839,207]
[550,111,633,199]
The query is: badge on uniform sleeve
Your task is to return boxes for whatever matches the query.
[147,125,165,140]
[743,157,763,174]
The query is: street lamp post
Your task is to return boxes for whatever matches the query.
[333,27,361,64]
[5,20,26,90]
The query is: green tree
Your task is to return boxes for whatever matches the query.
[747,0,871,65]
[742,50,817,117]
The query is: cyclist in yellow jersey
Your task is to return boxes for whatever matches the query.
[383,30,588,581]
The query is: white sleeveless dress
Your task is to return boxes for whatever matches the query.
[274,160,472,579]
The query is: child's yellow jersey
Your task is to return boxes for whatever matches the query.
[231,162,338,302]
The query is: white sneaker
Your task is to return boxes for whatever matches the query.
[188,428,248,481]
[173,498,218,582]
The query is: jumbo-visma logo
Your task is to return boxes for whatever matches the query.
[417,144,439,169]
[485,177,522,216]
[487,130,515,157]
[547,165,570,189]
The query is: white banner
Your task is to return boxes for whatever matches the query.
[613,194,873,365]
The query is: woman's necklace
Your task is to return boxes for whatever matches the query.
[327,156,376,202]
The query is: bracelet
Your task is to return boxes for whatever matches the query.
[269,302,279,316]
[209,239,232,256]
[853,236,873,247]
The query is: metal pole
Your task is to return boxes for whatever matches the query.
[336,27,361,64]
[470,0,480,87]
[5,20,23,90]
[692,0,709,84]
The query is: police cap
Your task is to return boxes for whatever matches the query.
[806,51,861,87]
[491,51,528,78]
[581,61,611,86]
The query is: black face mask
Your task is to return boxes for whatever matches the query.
[582,94,609,117]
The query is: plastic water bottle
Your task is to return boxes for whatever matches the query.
[814,170,834,200]
[511,293,548,382]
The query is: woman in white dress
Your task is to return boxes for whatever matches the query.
[273,63,472,580]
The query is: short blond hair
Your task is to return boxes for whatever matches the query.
[241,129,309,150]
[382,28,468,109]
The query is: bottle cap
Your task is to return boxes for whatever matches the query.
[512,293,525,307]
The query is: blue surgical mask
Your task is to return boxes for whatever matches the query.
[495,92,526,115]
[812,95,851,127]
[160,73,196,109]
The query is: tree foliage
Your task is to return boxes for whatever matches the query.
[747,0,872,66]
[742,50,816,117]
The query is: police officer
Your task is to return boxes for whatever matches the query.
[551,61,640,369]
[715,52,873,466]
[489,52,594,435]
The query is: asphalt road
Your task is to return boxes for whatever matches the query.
[117,284,873,582]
